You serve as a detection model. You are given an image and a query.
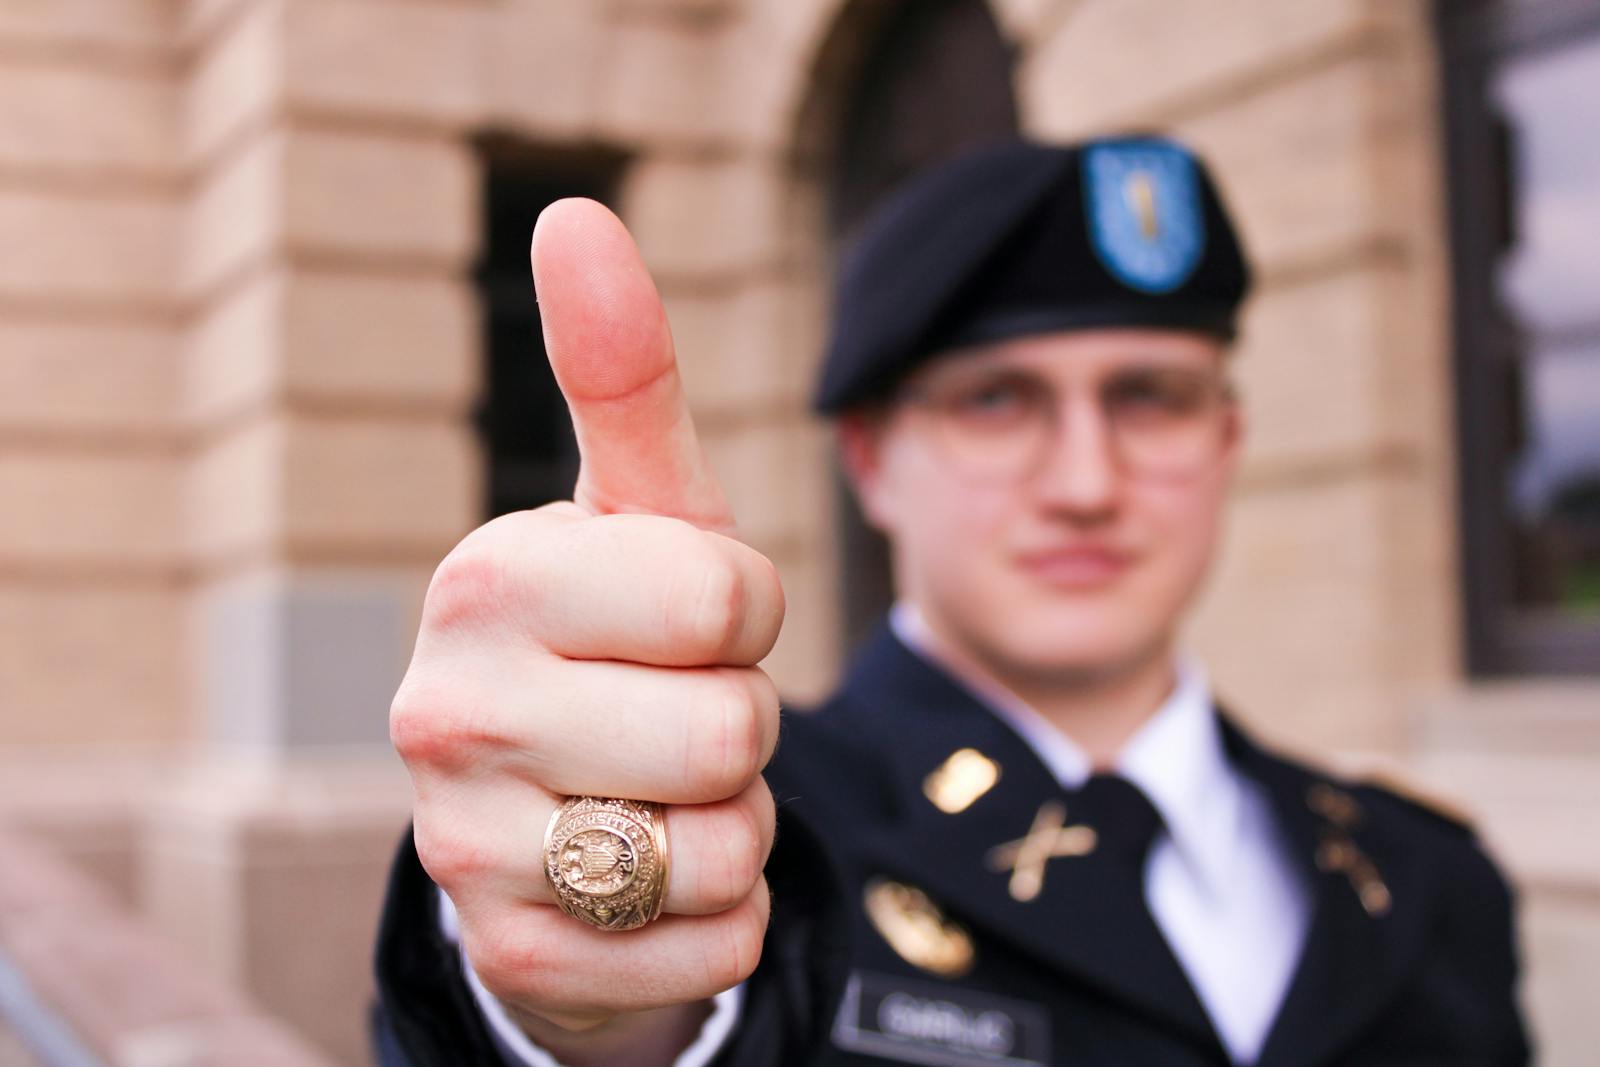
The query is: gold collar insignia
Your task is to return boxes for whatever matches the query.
[863,878,976,978]
[923,748,1001,814]
[985,800,1098,902]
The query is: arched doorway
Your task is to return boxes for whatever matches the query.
[799,0,1021,652]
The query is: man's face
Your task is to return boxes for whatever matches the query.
[842,328,1241,686]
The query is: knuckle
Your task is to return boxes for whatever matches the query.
[389,676,492,770]
[752,780,778,859]
[389,680,447,766]
[747,550,786,637]
[422,537,510,635]
[420,507,567,638]
[689,672,764,798]
[748,669,781,765]
[705,888,769,990]
[666,538,746,660]
[465,911,566,1007]
[412,818,489,892]
[699,804,765,912]
[467,938,527,1003]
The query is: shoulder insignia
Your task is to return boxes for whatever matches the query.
[1306,782,1391,918]
[1305,782,1363,829]
[863,878,976,978]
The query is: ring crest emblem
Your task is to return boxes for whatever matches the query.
[544,797,669,931]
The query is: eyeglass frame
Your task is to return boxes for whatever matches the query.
[882,356,1240,484]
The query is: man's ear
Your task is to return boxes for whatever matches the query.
[1218,382,1245,476]
[836,411,892,532]
[1216,346,1245,474]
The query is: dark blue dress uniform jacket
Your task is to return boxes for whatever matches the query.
[371,626,1531,1066]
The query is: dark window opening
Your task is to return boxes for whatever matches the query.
[1438,0,1600,674]
[826,0,1020,652]
[474,140,630,520]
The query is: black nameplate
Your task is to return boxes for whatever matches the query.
[831,970,1051,1067]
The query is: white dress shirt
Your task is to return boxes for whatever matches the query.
[439,602,1311,1066]
[891,602,1310,1064]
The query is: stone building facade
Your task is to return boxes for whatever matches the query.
[0,1,1596,1064]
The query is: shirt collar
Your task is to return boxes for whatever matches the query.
[888,600,1242,895]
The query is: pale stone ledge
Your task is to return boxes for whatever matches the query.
[0,190,177,307]
[621,155,791,277]
[0,585,185,749]
[1176,53,1420,277]
[0,321,178,438]
[283,0,488,131]
[280,414,478,559]
[1020,0,1401,137]
[182,412,477,566]
[0,0,178,62]
[181,268,477,429]
[0,64,178,182]
[702,415,833,555]
[1235,259,1401,467]
[0,453,180,571]
[667,277,821,415]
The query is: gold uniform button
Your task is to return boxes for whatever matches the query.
[923,748,1001,814]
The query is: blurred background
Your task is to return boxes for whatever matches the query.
[0,0,1596,1064]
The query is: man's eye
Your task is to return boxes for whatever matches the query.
[1108,375,1204,416]
[950,381,1030,414]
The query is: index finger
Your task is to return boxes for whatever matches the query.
[531,198,735,535]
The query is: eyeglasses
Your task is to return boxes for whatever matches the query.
[894,364,1235,482]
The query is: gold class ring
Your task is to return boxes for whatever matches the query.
[543,796,669,932]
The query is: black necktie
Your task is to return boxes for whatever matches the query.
[1074,772,1165,876]
[1072,774,1223,1049]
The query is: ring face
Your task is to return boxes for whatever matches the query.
[544,797,668,931]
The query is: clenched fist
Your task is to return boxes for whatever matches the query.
[389,200,785,1062]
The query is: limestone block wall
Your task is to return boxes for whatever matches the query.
[0,1,186,748]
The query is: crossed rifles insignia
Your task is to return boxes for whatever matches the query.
[985,799,1099,903]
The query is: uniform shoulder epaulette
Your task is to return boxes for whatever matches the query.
[1351,767,1478,836]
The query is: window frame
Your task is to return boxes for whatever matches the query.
[1437,0,1600,675]
[472,139,630,522]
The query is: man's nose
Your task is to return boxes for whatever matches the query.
[1031,394,1120,516]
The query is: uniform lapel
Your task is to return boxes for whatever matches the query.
[835,629,1225,1055]
[1220,719,1431,1067]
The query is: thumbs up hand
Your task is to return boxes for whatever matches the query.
[390,200,785,1060]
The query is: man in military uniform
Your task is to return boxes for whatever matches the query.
[371,138,1531,1066]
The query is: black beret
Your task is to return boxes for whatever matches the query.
[813,136,1252,413]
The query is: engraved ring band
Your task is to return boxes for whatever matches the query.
[543,796,670,932]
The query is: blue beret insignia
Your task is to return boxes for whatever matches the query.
[1084,141,1207,294]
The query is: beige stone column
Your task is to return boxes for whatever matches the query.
[149,2,487,1061]
[180,0,481,751]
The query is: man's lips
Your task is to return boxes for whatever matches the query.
[1012,545,1135,587]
